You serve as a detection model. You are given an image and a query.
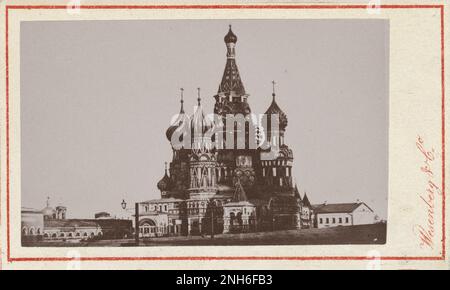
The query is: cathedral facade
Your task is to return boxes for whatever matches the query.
[137,26,313,237]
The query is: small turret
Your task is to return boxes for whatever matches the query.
[166,88,189,144]
[157,162,172,197]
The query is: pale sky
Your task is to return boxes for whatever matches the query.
[21,19,389,219]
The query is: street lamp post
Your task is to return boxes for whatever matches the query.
[121,199,140,246]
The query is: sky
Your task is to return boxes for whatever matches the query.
[21,19,389,219]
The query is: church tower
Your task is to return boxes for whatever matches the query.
[213,26,259,194]
[260,82,293,192]
[188,88,218,199]
[165,88,190,198]
[214,25,250,116]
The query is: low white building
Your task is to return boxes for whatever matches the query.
[223,181,256,234]
[21,207,44,237]
[136,198,185,237]
[313,202,377,229]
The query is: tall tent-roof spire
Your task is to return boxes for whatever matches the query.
[218,26,245,96]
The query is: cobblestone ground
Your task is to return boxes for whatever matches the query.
[24,223,386,247]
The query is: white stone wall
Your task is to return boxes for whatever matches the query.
[315,204,377,229]
[316,213,353,229]
[21,211,44,236]
[352,204,377,225]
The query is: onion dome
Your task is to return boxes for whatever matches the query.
[191,88,214,137]
[157,162,172,192]
[166,88,189,142]
[278,144,293,159]
[42,206,56,217]
[224,25,237,44]
[264,81,288,130]
[41,197,56,218]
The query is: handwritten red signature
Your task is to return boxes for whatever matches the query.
[414,136,441,249]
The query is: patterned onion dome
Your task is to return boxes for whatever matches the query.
[191,89,214,137]
[278,144,293,160]
[166,89,189,142]
[166,113,189,142]
[224,25,237,44]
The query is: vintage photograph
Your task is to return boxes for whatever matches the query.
[20,19,389,247]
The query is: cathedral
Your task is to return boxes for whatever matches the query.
[136,26,313,237]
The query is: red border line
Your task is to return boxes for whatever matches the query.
[4,4,446,10]
[5,4,10,264]
[3,4,446,263]
[7,255,445,262]
[440,5,446,260]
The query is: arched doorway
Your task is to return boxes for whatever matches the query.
[139,219,157,237]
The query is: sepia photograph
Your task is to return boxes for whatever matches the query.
[20,19,389,247]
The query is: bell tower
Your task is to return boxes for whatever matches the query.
[214,25,251,116]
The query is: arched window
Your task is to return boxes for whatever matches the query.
[59,232,65,238]
[29,228,35,235]
[230,212,235,226]
[44,233,49,238]
[22,227,28,236]
[236,212,243,226]
[83,232,88,237]
[68,233,73,238]
[37,228,41,235]
[52,233,57,238]
[76,232,81,237]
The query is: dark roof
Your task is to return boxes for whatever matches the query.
[312,203,369,214]
[264,96,288,131]
[293,185,302,200]
[44,219,100,229]
[21,207,42,214]
[302,193,311,208]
